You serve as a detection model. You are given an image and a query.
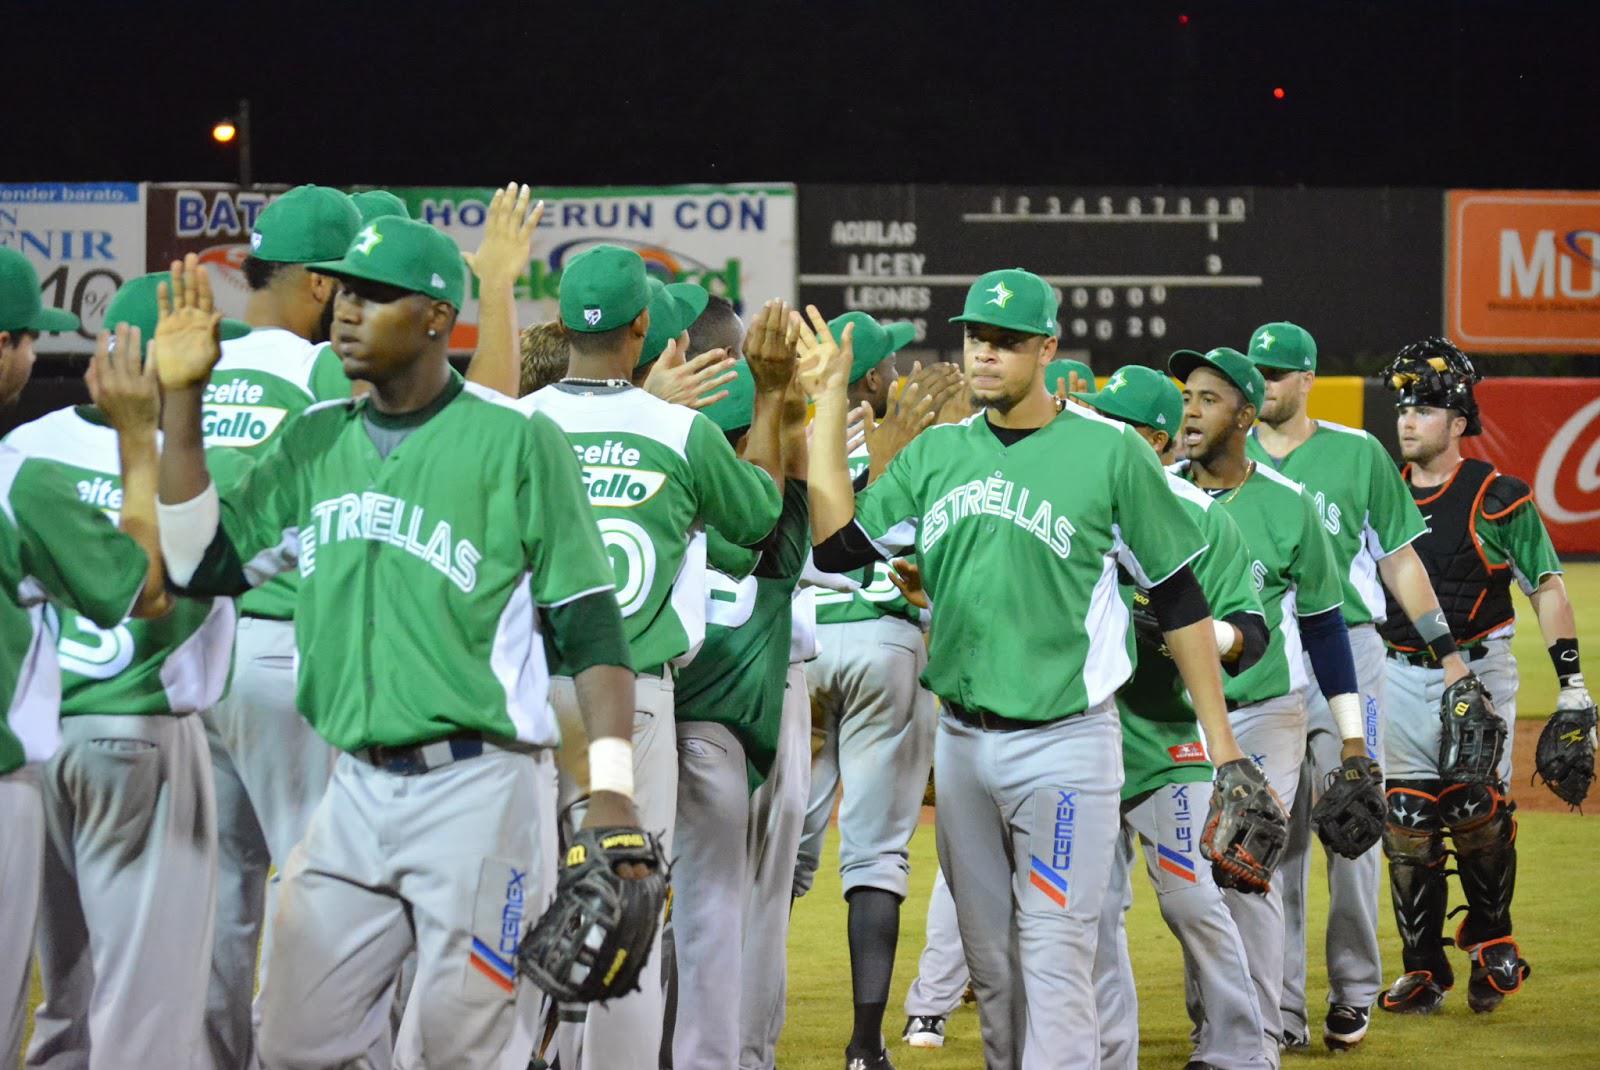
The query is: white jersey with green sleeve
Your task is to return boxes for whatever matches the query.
[0,446,149,774]
[1247,421,1426,627]
[813,444,922,627]
[517,384,782,674]
[183,377,621,752]
[1173,460,1343,706]
[207,329,353,620]
[5,408,235,718]
[852,406,1208,721]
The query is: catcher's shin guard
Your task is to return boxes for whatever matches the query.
[1382,781,1452,978]
[1440,782,1517,946]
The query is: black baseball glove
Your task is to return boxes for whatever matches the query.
[1312,755,1386,858]
[1533,703,1598,808]
[1201,758,1288,894]
[1438,673,1503,785]
[516,826,669,1002]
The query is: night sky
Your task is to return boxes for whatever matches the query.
[7,0,1598,189]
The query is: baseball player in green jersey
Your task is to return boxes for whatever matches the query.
[670,345,811,1070]
[794,311,942,1065]
[517,243,787,1070]
[0,255,170,1063]
[8,306,237,1065]
[1245,321,1472,1052]
[352,187,411,226]
[152,228,648,1068]
[1044,357,1095,401]
[801,268,1242,1070]
[1076,367,1274,1070]
[1374,339,1584,1016]
[1169,345,1365,1057]
[185,182,359,1070]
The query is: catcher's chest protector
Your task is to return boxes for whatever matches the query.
[1380,459,1514,651]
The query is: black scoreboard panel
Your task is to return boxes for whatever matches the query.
[799,186,1442,375]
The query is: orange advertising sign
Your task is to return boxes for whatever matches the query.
[1446,190,1600,353]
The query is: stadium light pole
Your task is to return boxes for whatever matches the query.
[212,97,253,187]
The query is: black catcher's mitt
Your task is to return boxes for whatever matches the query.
[1533,704,1598,808]
[1439,674,1503,785]
[516,827,669,1002]
[1201,758,1288,894]
[1312,756,1386,859]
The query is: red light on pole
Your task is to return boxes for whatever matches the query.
[1272,86,1286,100]
[1178,13,1189,24]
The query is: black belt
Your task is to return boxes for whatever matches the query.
[1387,644,1491,669]
[944,700,1046,733]
[356,732,486,775]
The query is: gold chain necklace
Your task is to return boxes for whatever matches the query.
[1213,460,1254,505]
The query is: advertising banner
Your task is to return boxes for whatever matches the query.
[0,182,146,353]
[1464,377,1600,554]
[399,185,796,351]
[145,183,285,322]
[798,186,1441,373]
[1446,190,1600,355]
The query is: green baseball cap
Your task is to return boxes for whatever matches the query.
[250,185,361,264]
[827,312,916,386]
[950,268,1058,337]
[558,245,650,334]
[104,272,252,358]
[1072,365,1183,434]
[1044,359,1096,395]
[0,248,79,334]
[350,189,411,227]
[1168,347,1266,412]
[637,279,711,370]
[1248,321,1317,372]
[700,359,756,433]
[309,218,467,309]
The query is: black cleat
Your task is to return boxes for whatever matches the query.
[901,1015,946,1048]
[1324,1003,1371,1051]
[1280,1029,1310,1054]
[1466,938,1530,1014]
[1380,970,1450,1015]
[846,1048,894,1070]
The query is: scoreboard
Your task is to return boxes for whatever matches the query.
[799,186,1443,374]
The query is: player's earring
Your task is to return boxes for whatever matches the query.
[428,329,438,338]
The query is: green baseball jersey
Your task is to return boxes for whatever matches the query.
[854,407,1207,721]
[1118,473,1265,801]
[5,408,235,718]
[517,385,782,674]
[0,446,149,774]
[1474,492,1563,599]
[675,480,809,789]
[1173,459,1343,707]
[1247,421,1426,627]
[814,445,922,628]
[208,330,352,620]
[185,375,619,751]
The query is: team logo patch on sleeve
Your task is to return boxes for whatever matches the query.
[466,858,530,997]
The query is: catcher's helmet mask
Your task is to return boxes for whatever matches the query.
[1382,337,1483,436]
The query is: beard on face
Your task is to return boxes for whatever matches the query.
[314,297,337,345]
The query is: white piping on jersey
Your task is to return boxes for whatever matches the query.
[4,408,130,474]
[541,581,618,610]
[156,598,236,714]
[8,604,60,764]
[489,572,559,746]
[1281,587,1308,692]
[669,530,709,668]
[1164,470,1217,511]
[1082,550,1135,706]
[1251,461,1306,495]
[462,380,523,410]
[214,329,328,396]
[0,446,25,525]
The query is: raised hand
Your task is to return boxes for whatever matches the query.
[866,363,958,478]
[888,558,929,610]
[153,253,224,390]
[88,323,159,435]
[744,299,798,393]
[642,343,738,410]
[462,182,543,283]
[792,304,853,400]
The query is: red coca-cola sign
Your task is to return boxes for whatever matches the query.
[1465,378,1600,554]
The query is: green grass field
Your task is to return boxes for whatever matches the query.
[19,567,1600,1068]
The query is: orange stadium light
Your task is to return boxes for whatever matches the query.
[212,119,237,144]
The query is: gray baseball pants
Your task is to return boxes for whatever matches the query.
[1280,622,1387,1037]
[933,701,1123,1070]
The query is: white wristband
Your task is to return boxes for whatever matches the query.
[1213,619,1237,657]
[1329,692,1365,744]
[157,481,220,587]
[588,736,634,800]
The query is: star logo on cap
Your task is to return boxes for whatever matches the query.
[353,224,383,256]
[987,281,1014,309]
[1106,370,1129,392]
[430,273,445,290]
[1256,329,1276,351]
